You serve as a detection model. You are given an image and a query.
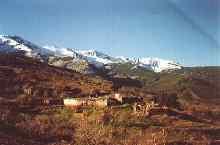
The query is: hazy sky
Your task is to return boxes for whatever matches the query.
[0,0,219,66]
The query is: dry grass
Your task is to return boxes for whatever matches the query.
[0,105,220,145]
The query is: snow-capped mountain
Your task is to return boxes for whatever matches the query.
[77,50,123,65]
[0,35,35,55]
[0,35,52,61]
[0,35,183,73]
[127,57,182,72]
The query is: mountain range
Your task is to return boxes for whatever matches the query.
[0,35,182,74]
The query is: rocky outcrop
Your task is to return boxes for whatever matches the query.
[48,56,94,74]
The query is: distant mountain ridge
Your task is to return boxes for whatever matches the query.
[0,35,182,73]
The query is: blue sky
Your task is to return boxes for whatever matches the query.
[0,0,219,66]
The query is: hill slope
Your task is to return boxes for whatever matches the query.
[0,52,112,102]
[0,52,220,145]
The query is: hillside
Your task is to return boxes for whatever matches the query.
[0,51,220,145]
[1,51,218,107]
[0,52,220,145]
[0,52,113,101]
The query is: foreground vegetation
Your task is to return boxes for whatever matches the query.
[1,104,220,145]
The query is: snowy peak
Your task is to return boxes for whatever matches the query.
[77,50,122,65]
[0,35,50,60]
[115,57,182,72]
[130,57,182,72]
[43,45,79,58]
[0,35,33,54]
[0,35,39,52]
[0,35,183,73]
[78,50,101,57]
